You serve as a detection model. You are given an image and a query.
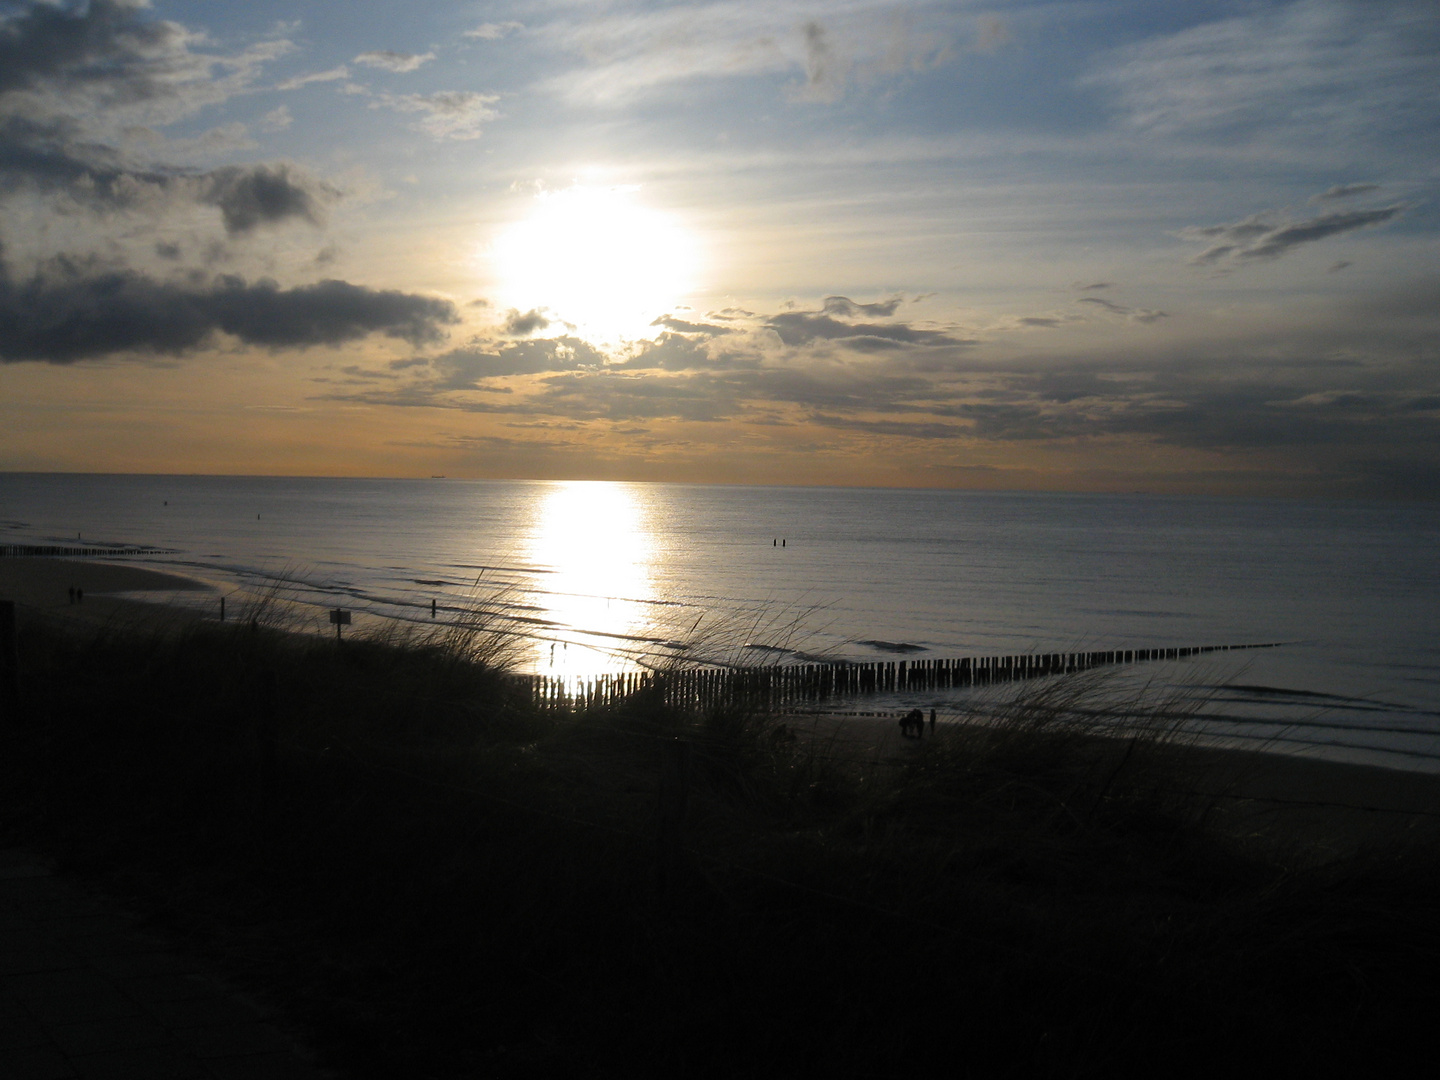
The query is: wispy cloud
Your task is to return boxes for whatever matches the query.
[1312,182,1381,202]
[1085,0,1440,155]
[368,90,500,140]
[464,22,524,41]
[1183,203,1405,266]
[353,50,435,74]
[539,1,957,105]
[276,66,348,91]
[1075,297,1167,324]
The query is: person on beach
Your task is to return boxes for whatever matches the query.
[75,588,83,604]
[67,586,75,604]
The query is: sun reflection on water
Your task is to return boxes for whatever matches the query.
[525,480,657,683]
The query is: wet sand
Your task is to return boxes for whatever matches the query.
[0,556,213,631]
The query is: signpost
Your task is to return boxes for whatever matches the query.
[329,608,350,642]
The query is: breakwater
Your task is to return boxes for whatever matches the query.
[522,642,1284,712]
[0,544,175,558]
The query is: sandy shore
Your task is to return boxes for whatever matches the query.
[0,555,214,631]
[784,710,1440,859]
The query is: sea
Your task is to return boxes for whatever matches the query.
[3,473,1439,772]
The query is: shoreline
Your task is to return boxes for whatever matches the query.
[6,556,1439,855]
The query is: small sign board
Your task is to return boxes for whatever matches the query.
[329,609,351,625]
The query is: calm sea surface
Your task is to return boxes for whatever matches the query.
[3,474,1439,771]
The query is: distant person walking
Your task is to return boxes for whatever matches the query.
[900,708,924,738]
[67,586,75,604]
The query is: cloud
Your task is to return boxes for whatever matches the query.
[822,295,903,317]
[1,0,205,101]
[810,415,966,439]
[1183,204,1405,266]
[199,163,337,234]
[1075,297,1168,323]
[0,247,458,363]
[541,3,953,105]
[650,315,732,337]
[1085,0,1440,152]
[0,1,291,120]
[411,337,605,386]
[0,1,328,234]
[465,22,524,41]
[765,298,972,351]
[503,308,550,336]
[370,90,499,140]
[1312,182,1381,202]
[973,16,1011,54]
[259,105,292,132]
[275,66,348,91]
[796,21,845,104]
[353,51,435,73]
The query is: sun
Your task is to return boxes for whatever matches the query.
[491,184,702,343]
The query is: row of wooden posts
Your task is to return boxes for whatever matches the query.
[0,544,172,558]
[522,642,1283,712]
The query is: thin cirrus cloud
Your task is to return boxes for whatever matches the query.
[539,1,957,104]
[367,90,500,141]
[353,50,436,73]
[464,22,524,41]
[1084,0,1440,153]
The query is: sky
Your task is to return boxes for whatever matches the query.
[1,0,1437,497]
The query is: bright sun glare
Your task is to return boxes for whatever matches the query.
[491,185,702,343]
[526,480,656,682]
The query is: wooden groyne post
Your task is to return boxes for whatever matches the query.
[517,641,1285,715]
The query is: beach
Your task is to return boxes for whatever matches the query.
[3,554,1436,858]
[0,555,212,632]
[782,709,1440,858]
[4,552,1440,1075]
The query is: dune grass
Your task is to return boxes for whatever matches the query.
[2,606,1438,1077]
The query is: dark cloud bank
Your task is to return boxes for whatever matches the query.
[0,1,331,234]
[0,248,457,363]
[0,3,456,362]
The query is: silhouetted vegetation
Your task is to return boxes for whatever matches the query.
[2,607,1437,1078]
